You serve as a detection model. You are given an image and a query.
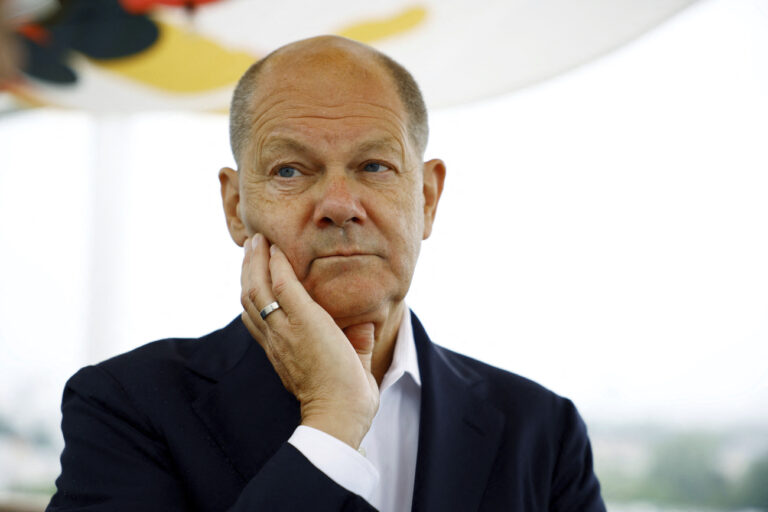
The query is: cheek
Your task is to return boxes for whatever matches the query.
[385,198,424,273]
[280,239,314,279]
[242,187,298,232]
[397,184,426,235]
[241,195,314,276]
[396,223,423,272]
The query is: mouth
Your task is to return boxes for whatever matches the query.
[311,251,381,266]
[314,253,377,260]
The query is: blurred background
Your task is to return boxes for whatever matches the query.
[0,0,767,510]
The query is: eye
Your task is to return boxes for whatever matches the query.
[276,166,304,178]
[362,162,391,173]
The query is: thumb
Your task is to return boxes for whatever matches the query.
[268,244,314,317]
[343,323,375,373]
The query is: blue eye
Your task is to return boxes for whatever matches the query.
[277,166,301,178]
[363,162,389,173]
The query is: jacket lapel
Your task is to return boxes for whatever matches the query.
[411,312,506,512]
[185,317,301,483]
[183,314,505,510]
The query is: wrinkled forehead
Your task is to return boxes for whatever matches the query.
[242,47,413,161]
[245,96,413,168]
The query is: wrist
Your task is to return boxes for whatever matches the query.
[301,405,374,449]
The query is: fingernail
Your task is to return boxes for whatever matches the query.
[269,244,277,256]
[252,235,260,251]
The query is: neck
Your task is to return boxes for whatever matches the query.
[332,300,406,386]
[371,301,406,386]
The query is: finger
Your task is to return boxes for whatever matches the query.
[241,238,267,343]
[268,245,315,320]
[343,323,375,375]
[242,300,266,339]
[242,233,271,294]
[241,233,278,321]
[242,311,294,392]
[241,310,263,343]
[241,235,252,270]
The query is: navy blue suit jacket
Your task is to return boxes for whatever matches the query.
[48,312,605,511]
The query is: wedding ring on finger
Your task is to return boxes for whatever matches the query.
[259,301,281,320]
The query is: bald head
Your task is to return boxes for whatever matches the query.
[229,36,428,167]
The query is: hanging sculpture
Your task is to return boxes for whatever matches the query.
[1,0,697,112]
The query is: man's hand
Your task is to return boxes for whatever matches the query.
[240,233,379,449]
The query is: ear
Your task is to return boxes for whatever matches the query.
[421,158,446,240]
[218,167,248,246]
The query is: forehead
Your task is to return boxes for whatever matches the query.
[256,99,407,152]
[242,47,412,158]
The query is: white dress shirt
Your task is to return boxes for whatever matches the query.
[289,308,421,511]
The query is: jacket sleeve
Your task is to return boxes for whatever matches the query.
[231,444,376,511]
[47,366,377,512]
[549,399,607,512]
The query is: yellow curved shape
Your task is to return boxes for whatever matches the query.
[337,6,427,44]
[93,21,258,93]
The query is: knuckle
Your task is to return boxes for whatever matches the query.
[286,314,306,330]
[247,288,259,304]
[272,277,289,298]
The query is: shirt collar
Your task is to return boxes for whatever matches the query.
[379,306,421,392]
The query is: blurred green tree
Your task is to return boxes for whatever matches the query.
[641,433,730,507]
[736,452,768,509]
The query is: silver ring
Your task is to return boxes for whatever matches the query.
[259,301,281,320]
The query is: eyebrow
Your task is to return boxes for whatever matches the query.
[260,136,403,161]
[355,137,403,157]
[260,137,314,159]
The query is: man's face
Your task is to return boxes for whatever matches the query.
[222,44,444,324]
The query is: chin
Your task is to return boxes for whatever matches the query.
[308,275,399,321]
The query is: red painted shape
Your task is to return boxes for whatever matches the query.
[17,24,50,45]
[119,0,224,14]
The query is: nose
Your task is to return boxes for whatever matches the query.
[312,172,367,228]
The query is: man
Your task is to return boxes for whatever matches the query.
[48,36,605,511]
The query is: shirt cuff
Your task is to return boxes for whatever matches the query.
[288,425,379,502]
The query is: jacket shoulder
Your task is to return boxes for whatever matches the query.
[113,315,245,370]
[66,317,250,406]
[431,345,604,511]
[432,344,575,422]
